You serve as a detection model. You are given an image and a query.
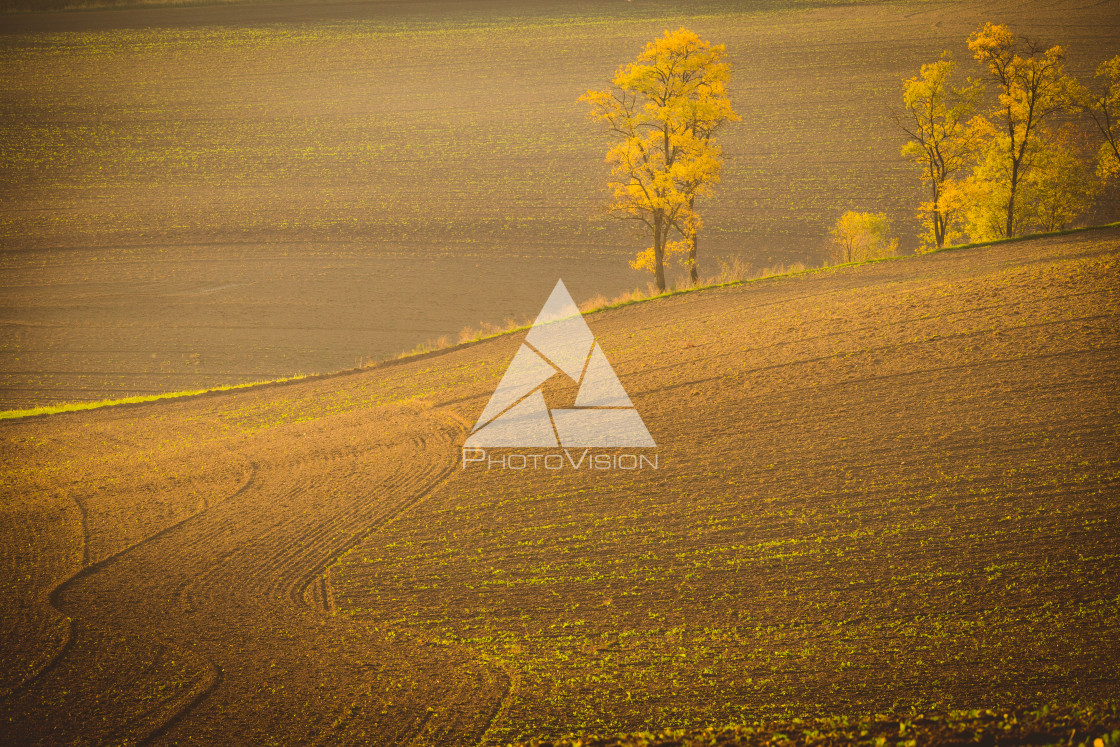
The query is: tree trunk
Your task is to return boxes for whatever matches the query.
[688,237,698,285]
[1005,190,1016,238]
[688,195,699,285]
[932,183,945,249]
[1006,160,1019,238]
[653,214,667,293]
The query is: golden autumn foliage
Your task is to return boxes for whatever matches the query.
[582,28,737,291]
[828,211,898,264]
[1073,54,1120,184]
[967,23,1074,238]
[897,24,1116,247]
[898,52,982,250]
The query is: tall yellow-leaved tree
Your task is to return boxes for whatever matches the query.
[1074,54,1120,184]
[582,28,738,291]
[897,52,982,250]
[968,23,1072,238]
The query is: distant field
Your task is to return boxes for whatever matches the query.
[1,228,1117,743]
[2,0,1119,407]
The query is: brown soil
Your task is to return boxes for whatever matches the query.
[1,228,1117,744]
[3,0,1119,408]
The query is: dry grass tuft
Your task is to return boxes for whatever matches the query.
[400,260,823,360]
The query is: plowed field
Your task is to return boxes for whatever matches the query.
[2,228,1117,743]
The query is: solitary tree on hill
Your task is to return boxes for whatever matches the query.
[582,28,738,292]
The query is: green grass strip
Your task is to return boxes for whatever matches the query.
[928,220,1120,254]
[0,376,307,420]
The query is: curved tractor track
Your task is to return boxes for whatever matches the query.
[0,402,506,745]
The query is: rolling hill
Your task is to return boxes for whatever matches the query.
[3,0,1119,408]
[1,227,1118,744]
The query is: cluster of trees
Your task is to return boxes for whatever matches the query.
[898,23,1120,251]
[582,28,738,292]
[588,25,1120,285]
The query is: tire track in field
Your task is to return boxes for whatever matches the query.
[0,449,255,706]
[0,402,507,745]
[296,407,519,747]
